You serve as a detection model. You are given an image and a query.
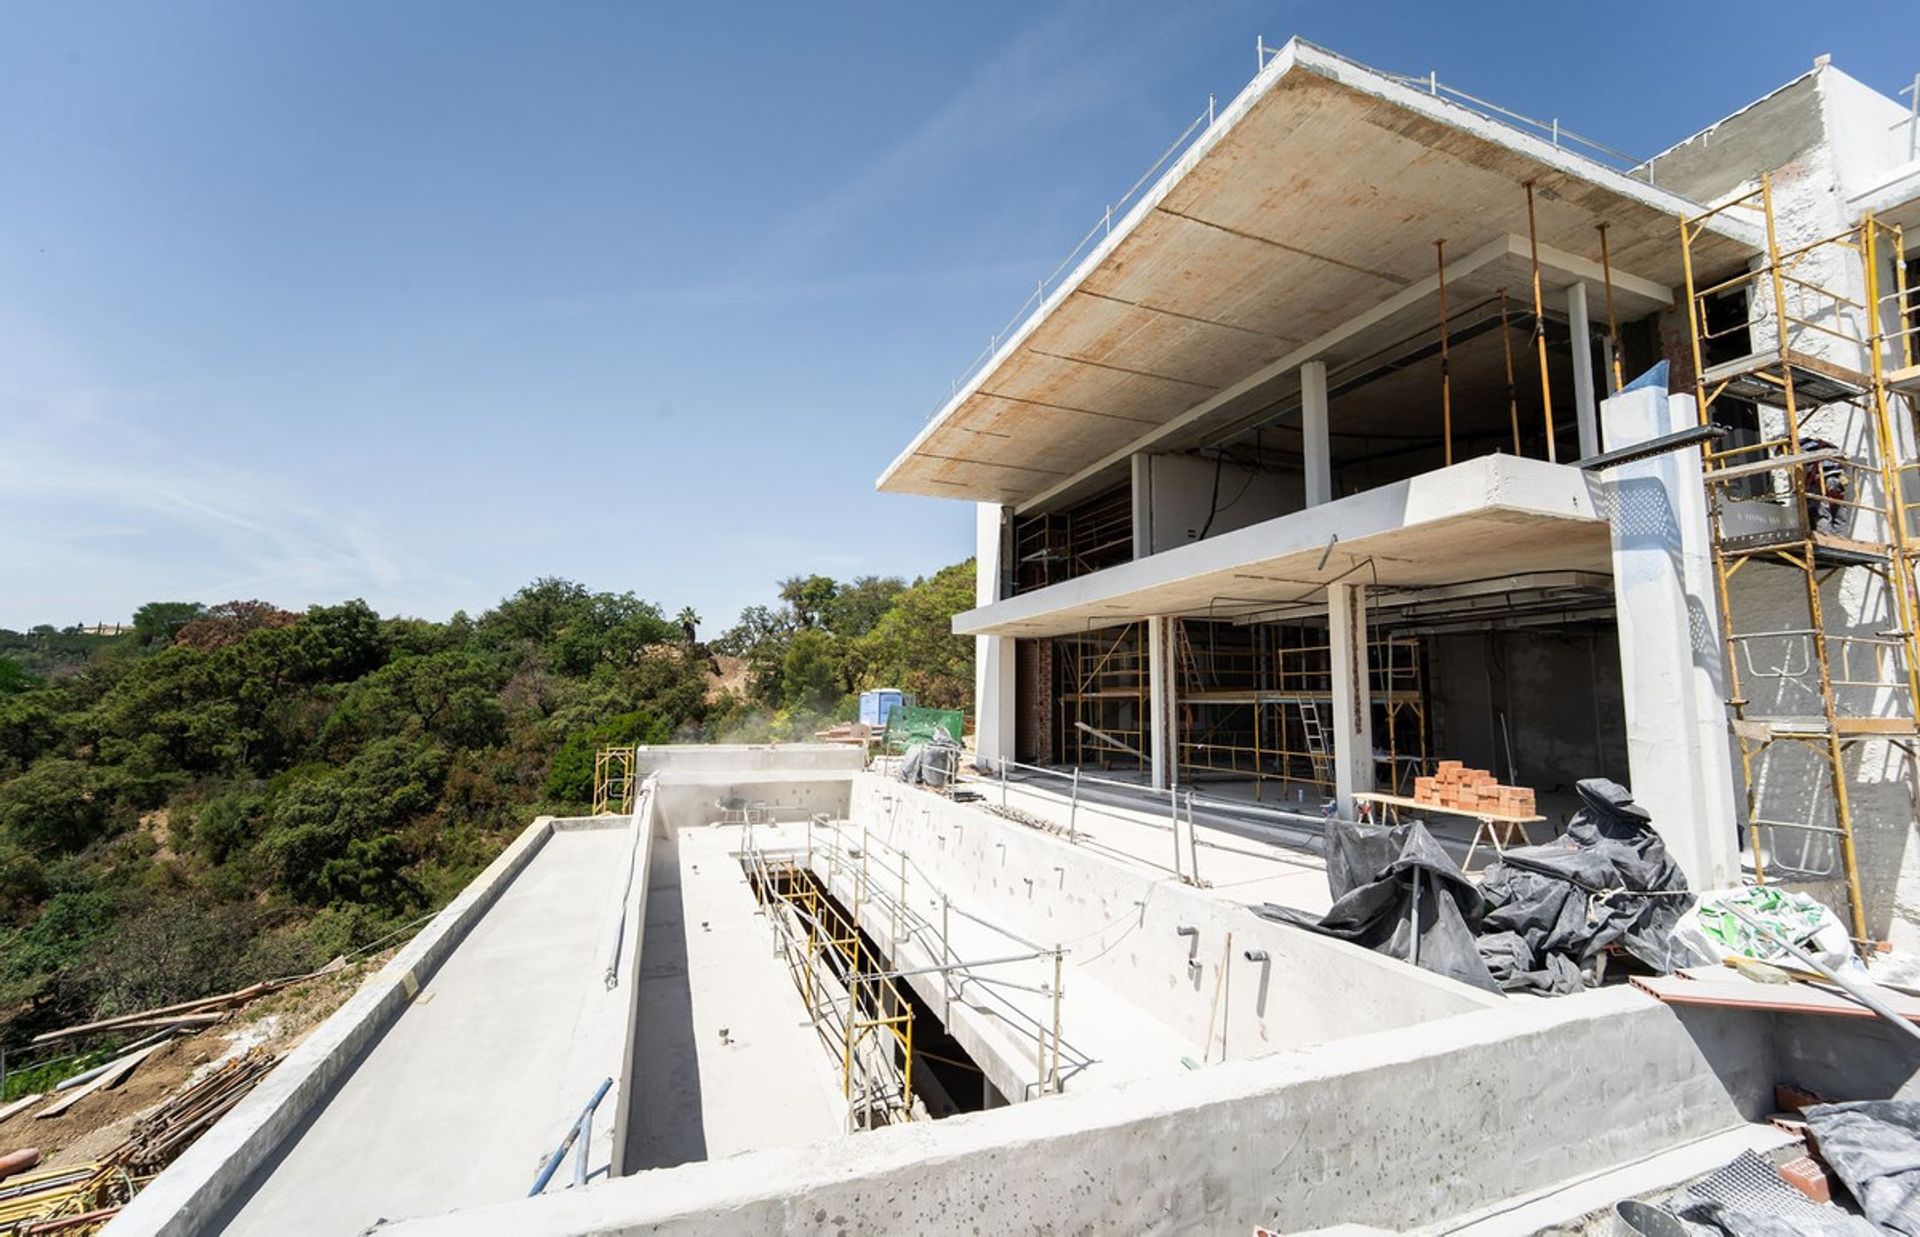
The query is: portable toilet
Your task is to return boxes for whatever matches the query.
[860,688,912,729]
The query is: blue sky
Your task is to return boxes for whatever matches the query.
[2,2,1914,633]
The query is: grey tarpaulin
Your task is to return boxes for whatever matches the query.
[1804,1100,1920,1235]
[1475,778,1692,993]
[1253,819,1498,993]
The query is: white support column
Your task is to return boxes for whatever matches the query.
[1567,282,1600,460]
[1302,360,1332,506]
[1601,388,1739,889]
[973,503,1017,773]
[1130,453,1151,559]
[1147,616,1170,791]
[1327,583,1373,816]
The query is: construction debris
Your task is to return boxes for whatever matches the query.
[29,980,293,1046]
[33,1044,164,1121]
[0,1048,278,1234]
[1475,778,1690,994]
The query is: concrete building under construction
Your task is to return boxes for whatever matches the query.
[75,34,1920,1237]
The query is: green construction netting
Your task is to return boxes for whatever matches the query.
[882,705,965,751]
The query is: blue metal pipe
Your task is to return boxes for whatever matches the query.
[527,1077,613,1197]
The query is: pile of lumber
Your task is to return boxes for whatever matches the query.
[1414,761,1536,817]
[29,979,294,1047]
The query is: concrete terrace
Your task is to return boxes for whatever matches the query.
[214,822,636,1235]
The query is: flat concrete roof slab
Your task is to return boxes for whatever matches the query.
[879,40,1756,505]
[954,454,1610,638]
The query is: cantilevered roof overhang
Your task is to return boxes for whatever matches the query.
[951,454,1611,639]
[879,39,1760,509]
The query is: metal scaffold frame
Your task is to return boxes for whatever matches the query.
[741,814,1074,1125]
[1174,619,1427,798]
[591,746,636,816]
[1680,176,1920,944]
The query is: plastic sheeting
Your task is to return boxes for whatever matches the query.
[1252,819,1499,993]
[1804,1101,1920,1235]
[1474,778,1692,993]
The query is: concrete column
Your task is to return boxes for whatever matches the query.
[973,503,1017,772]
[1327,583,1374,816]
[1567,283,1600,460]
[1130,454,1151,559]
[1600,388,1739,890]
[1147,616,1170,790]
[1302,360,1331,506]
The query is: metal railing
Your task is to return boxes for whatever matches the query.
[972,756,1332,889]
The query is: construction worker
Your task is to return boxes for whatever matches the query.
[1798,435,1847,536]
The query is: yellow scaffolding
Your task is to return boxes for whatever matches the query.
[1173,620,1427,797]
[591,746,636,816]
[1680,176,1920,944]
[746,851,918,1130]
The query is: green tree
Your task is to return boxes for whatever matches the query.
[821,576,905,637]
[543,710,672,803]
[780,628,848,713]
[778,574,839,629]
[131,601,207,648]
[0,759,111,854]
[852,560,975,710]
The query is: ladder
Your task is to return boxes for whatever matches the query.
[1297,701,1332,784]
[1681,179,1920,945]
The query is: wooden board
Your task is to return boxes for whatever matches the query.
[1354,791,1544,825]
[0,1092,45,1125]
[1631,975,1920,1024]
[35,1043,164,1119]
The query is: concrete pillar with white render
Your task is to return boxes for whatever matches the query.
[1147,615,1171,790]
[973,502,1017,773]
[1566,283,1600,460]
[1599,387,1739,889]
[1327,582,1374,817]
[1302,360,1332,507]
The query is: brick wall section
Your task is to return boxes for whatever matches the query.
[1016,638,1052,764]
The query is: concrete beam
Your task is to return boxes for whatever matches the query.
[1599,387,1739,890]
[1302,360,1331,506]
[1328,582,1374,816]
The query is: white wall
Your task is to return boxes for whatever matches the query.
[1142,452,1300,555]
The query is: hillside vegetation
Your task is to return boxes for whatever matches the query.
[0,564,972,1042]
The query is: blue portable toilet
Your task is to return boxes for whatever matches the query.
[860,688,912,728]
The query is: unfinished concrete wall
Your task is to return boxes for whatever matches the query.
[847,775,1494,1066]
[375,989,1762,1237]
[1143,452,1299,554]
[633,744,865,778]
[1426,629,1628,800]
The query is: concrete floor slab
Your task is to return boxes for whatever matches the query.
[626,824,843,1169]
[214,824,635,1236]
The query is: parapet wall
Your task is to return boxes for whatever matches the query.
[373,988,1757,1236]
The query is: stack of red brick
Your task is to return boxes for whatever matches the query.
[1413,761,1536,817]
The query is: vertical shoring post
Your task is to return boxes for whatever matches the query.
[1068,768,1080,841]
[1436,239,1453,465]
[1525,181,1558,461]
[1000,759,1008,808]
[1501,287,1521,455]
[1598,223,1625,393]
